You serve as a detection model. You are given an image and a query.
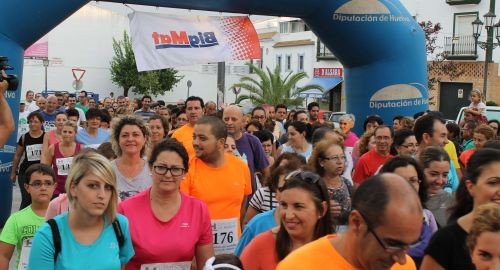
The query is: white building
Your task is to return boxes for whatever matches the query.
[20,2,344,110]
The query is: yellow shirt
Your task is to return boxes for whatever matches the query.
[444,141,460,169]
[277,234,416,270]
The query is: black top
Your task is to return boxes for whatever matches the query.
[18,131,45,171]
[425,222,474,270]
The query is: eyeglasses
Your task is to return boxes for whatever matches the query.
[357,210,420,253]
[153,165,185,176]
[28,181,56,189]
[323,155,346,162]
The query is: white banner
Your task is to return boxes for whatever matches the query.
[129,12,261,71]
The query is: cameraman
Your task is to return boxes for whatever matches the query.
[0,70,15,148]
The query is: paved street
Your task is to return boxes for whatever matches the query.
[1,183,21,269]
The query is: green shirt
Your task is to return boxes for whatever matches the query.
[462,139,474,151]
[76,103,89,113]
[0,206,45,269]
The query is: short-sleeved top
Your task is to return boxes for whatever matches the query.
[469,101,486,115]
[344,131,359,148]
[234,209,277,257]
[181,153,251,253]
[76,128,110,148]
[240,230,278,270]
[277,234,417,270]
[0,205,46,269]
[52,143,82,195]
[111,159,153,201]
[18,131,45,171]
[248,187,278,213]
[235,133,270,193]
[118,189,212,270]
[444,141,461,170]
[171,124,195,158]
[408,209,438,268]
[426,191,454,228]
[40,111,58,132]
[134,109,156,121]
[444,162,459,193]
[280,143,313,161]
[27,212,134,270]
[424,222,472,270]
[459,148,475,168]
[352,149,393,184]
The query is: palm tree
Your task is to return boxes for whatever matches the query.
[233,63,324,107]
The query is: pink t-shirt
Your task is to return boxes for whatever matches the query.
[118,189,213,270]
[344,131,359,148]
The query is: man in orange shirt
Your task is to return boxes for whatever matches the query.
[278,173,422,270]
[181,116,251,255]
[172,96,204,158]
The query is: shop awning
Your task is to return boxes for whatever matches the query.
[297,77,343,98]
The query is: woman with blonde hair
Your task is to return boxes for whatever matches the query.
[28,151,134,269]
[467,203,500,270]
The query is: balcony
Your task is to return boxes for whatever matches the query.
[446,0,480,5]
[317,41,336,60]
[443,35,478,60]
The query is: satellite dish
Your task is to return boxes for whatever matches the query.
[72,80,83,90]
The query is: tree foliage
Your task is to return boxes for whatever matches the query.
[110,31,182,97]
[420,21,465,105]
[233,62,323,107]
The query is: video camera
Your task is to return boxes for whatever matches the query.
[0,56,19,91]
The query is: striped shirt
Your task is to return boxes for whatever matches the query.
[249,187,278,212]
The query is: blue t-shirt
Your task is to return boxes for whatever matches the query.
[76,128,110,148]
[444,162,459,193]
[235,133,270,194]
[40,111,57,132]
[234,209,277,256]
[27,212,134,270]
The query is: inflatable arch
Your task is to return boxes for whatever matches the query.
[0,0,427,225]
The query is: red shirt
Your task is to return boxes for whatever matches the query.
[353,149,393,184]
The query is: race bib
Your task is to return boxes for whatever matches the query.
[18,237,34,269]
[140,261,191,270]
[56,157,73,176]
[26,144,42,162]
[211,218,238,255]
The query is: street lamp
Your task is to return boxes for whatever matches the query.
[186,80,192,98]
[472,11,500,101]
[42,59,49,95]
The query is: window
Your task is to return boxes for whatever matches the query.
[298,54,304,71]
[279,19,309,34]
[286,55,292,71]
[276,55,282,72]
[317,40,335,60]
[279,22,289,34]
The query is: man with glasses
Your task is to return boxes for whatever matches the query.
[278,173,422,270]
[353,125,394,185]
[181,116,251,255]
[76,90,89,113]
[55,92,66,112]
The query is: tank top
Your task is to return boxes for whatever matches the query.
[52,142,82,195]
[48,130,60,146]
[19,131,45,171]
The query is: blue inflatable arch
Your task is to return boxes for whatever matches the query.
[0,0,427,224]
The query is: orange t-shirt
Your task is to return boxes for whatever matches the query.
[181,153,251,219]
[459,148,475,168]
[240,230,278,270]
[277,234,416,270]
[171,124,195,158]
